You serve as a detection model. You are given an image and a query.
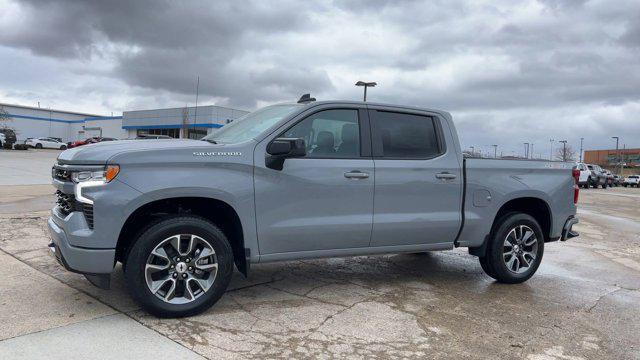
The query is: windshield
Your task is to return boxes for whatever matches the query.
[202,104,302,144]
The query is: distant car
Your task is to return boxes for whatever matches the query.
[135,134,172,139]
[604,170,615,187]
[623,175,640,187]
[68,137,118,148]
[573,163,590,188]
[25,137,67,150]
[612,175,622,187]
[586,164,608,188]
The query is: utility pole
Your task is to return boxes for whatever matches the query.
[492,144,498,158]
[612,136,619,174]
[549,139,554,161]
[579,137,584,162]
[622,144,626,177]
[559,140,567,161]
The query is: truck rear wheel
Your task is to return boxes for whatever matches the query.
[124,216,234,317]
[479,213,544,283]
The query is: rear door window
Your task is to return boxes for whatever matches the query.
[370,110,442,159]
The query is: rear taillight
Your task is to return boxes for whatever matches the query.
[572,169,580,184]
[572,169,580,204]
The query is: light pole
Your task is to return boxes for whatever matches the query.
[549,139,554,161]
[559,140,567,161]
[355,81,377,101]
[612,136,619,174]
[579,137,584,162]
[492,144,498,158]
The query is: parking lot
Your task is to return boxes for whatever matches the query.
[0,150,638,359]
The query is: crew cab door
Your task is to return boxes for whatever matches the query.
[254,105,374,256]
[368,107,462,247]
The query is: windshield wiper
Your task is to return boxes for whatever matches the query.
[203,139,218,144]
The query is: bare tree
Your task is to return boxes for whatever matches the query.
[181,106,189,139]
[0,108,12,128]
[555,144,576,162]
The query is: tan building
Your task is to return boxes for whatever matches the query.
[583,148,640,167]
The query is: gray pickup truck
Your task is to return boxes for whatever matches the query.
[48,99,579,317]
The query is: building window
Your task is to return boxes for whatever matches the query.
[137,128,180,138]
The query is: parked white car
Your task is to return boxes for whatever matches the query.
[623,175,640,187]
[25,137,68,150]
[573,163,591,188]
[0,133,5,147]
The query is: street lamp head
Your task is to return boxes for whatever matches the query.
[355,81,377,87]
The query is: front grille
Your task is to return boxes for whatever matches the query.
[55,190,77,215]
[82,204,94,229]
[55,190,94,229]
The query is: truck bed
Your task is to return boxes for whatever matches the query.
[456,158,576,248]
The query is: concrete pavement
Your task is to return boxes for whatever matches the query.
[0,149,61,185]
[0,177,638,358]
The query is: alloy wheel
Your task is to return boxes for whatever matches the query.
[145,234,218,304]
[502,225,538,274]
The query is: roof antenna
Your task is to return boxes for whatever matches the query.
[297,93,316,103]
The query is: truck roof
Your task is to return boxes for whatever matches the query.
[279,100,453,121]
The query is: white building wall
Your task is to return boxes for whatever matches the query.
[0,103,125,143]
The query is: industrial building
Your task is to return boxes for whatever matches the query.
[584,148,640,167]
[0,102,125,143]
[122,105,249,139]
[0,102,248,144]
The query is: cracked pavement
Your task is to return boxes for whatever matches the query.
[0,178,638,358]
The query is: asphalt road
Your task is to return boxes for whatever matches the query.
[0,167,638,358]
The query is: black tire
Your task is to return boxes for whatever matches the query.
[60,145,67,150]
[479,256,497,279]
[35,143,43,149]
[479,213,544,284]
[601,180,607,189]
[124,215,234,318]
[587,178,594,189]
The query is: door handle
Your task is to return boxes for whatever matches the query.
[435,172,457,180]
[344,171,370,179]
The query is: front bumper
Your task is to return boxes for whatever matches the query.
[561,216,579,241]
[47,216,114,288]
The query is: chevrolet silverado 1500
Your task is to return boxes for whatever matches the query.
[48,98,579,317]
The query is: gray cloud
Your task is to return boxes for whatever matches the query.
[0,0,639,154]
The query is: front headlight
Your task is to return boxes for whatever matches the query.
[71,165,120,184]
[73,165,120,204]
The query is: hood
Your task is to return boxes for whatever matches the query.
[57,139,221,164]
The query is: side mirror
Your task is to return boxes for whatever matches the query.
[266,138,306,170]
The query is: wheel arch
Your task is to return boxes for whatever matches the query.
[469,196,552,257]
[116,196,248,276]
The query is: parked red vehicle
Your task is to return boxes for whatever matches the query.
[67,137,117,148]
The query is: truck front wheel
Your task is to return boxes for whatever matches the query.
[124,216,234,317]
[479,213,544,283]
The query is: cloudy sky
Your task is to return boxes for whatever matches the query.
[1,0,638,157]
